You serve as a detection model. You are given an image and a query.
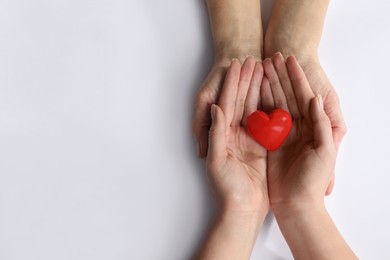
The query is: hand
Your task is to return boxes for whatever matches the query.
[193,59,231,158]
[195,57,268,260]
[261,54,357,259]
[300,59,347,151]
[193,56,261,158]
[262,53,336,210]
[206,57,268,215]
[296,59,346,195]
[264,0,347,194]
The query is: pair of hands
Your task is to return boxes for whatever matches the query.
[194,56,345,197]
[196,54,357,260]
[206,53,335,221]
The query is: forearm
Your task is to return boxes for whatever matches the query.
[273,202,357,260]
[265,0,330,60]
[194,210,265,260]
[206,0,262,61]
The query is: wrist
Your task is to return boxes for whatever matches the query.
[218,207,268,230]
[214,39,262,64]
[271,200,357,259]
[271,198,326,223]
[195,207,266,259]
[264,40,319,63]
[206,0,262,62]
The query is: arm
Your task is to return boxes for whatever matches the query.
[193,0,262,158]
[265,0,330,61]
[195,210,264,260]
[195,58,269,259]
[274,202,356,259]
[206,0,262,62]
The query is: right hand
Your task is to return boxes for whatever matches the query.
[262,54,337,210]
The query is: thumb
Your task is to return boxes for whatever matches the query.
[208,104,227,161]
[310,95,334,151]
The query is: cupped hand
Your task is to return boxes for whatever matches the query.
[300,59,347,150]
[206,57,269,215]
[262,54,337,209]
[299,59,346,195]
[193,60,231,158]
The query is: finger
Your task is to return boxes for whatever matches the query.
[193,95,212,158]
[323,92,347,151]
[263,57,289,113]
[194,124,209,158]
[243,62,264,125]
[325,175,335,196]
[218,59,241,127]
[208,104,227,162]
[325,95,346,194]
[260,76,274,114]
[233,57,256,126]
[192,76,222,158]
[272,53,300,119]
[310,95,334,151]
[286,56,315,118]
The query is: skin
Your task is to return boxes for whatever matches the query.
[193,0,347,194]
[263,55,357,259]
[194,0,352,258]
[196,56,357,259]
[264,0,347,194]
[193,0,262,158]
[195,58,269,260]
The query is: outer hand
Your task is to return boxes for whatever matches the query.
[301,60,347,151]
[193,59,231,158]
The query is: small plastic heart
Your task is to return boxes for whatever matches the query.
[246,109,292,151]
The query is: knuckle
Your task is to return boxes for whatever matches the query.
[195,91,209,105]
[268,77,281,86]
[285,93,297,105]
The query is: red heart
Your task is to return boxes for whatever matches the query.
[246,109,292,151]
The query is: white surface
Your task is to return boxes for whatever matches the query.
[0,0,389,259]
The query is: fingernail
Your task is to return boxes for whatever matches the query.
[273,52,283,58]
[263,58,272,64]
[286,55,295,62]
[211,104,216,119]
[318,95,324,110]
[232,58,240,63]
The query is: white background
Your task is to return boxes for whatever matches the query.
[0,0,389,259]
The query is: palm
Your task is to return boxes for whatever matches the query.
[210,121,268,213]
[267,117,319,202]
[224,125,267,194]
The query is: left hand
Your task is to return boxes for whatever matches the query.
[206,57,269,216]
